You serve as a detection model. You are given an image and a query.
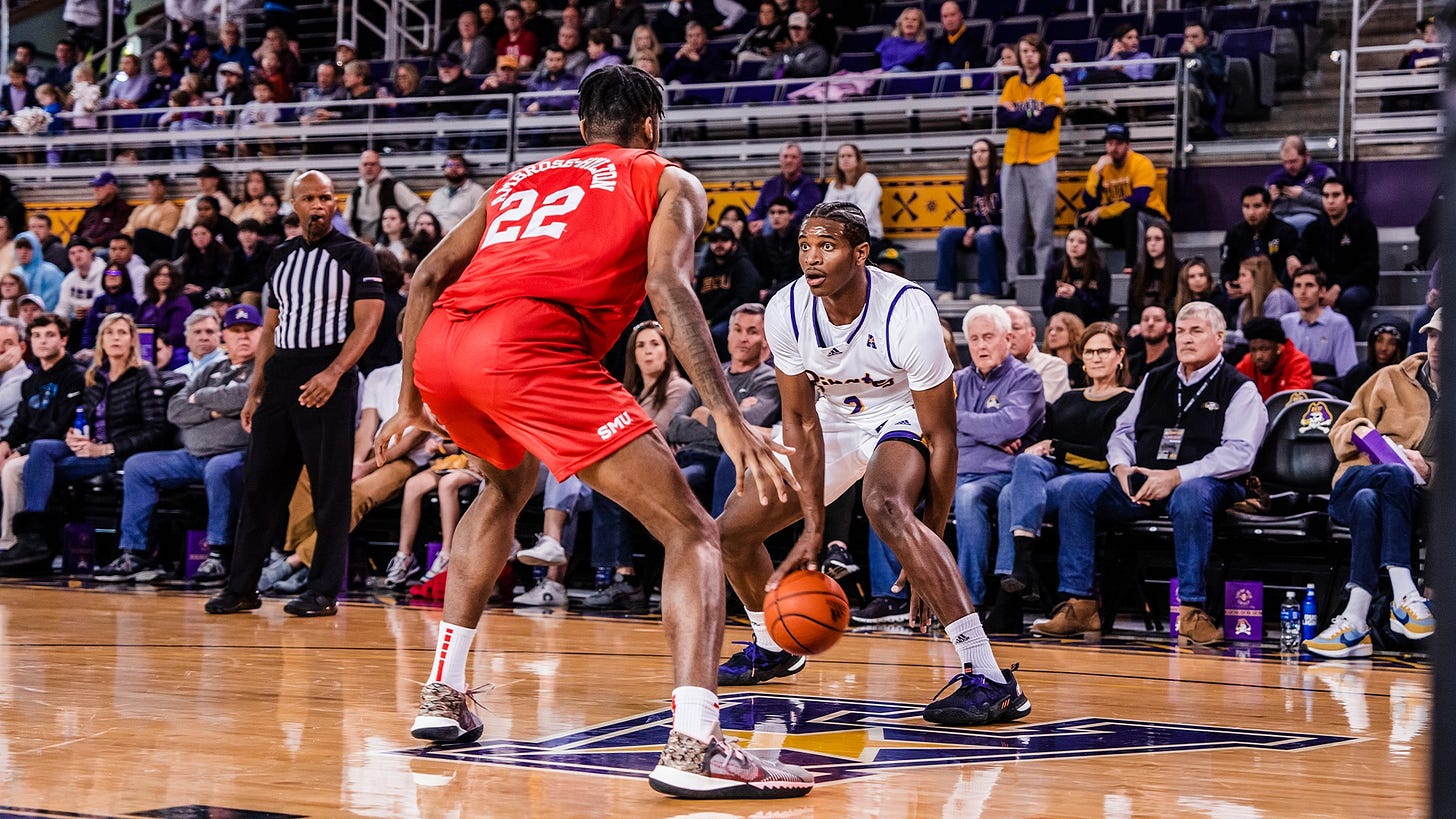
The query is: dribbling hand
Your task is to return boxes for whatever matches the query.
[890,570,935,633]
[766,529,821,592]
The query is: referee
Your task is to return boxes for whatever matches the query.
[205,170,385,617]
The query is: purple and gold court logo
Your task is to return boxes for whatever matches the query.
[392,693,1357,783]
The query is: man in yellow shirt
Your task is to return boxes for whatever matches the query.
[996,34,1064,281]
[1078,123,1169,271]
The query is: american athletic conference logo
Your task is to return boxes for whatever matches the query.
[390,693,1357,783]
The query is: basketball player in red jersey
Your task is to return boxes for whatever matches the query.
[375,66,815,800]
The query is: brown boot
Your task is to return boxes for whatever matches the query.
[1030,598,1102,638]
[1177,605,1225,646]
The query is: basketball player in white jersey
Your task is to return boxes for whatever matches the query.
[715,201,1031,726]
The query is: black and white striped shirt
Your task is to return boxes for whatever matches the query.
[265,231,384,350]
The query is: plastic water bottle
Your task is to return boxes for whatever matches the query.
[72,406,89,438]
[1280,591,1301,650]
[1301,583,1318,641]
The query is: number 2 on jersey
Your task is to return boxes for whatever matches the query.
[481,186,586,248]
[843,396,864,415]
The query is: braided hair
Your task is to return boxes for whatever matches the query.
[578,65,665,146]
[803,201,871,249]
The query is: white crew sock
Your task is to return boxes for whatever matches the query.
[745,609,785,653]
[1340,585,1373,625]
[1388,567,1419,602]
[946,614,1006,684]
[671,686,720,743]
[429,621,477,692]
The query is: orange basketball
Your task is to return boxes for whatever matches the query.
[763,570,850,655]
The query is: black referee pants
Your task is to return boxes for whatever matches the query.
[227,348,358,599]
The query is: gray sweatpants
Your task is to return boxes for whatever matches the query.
[1002,159,1059,280]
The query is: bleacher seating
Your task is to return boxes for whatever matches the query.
[1095,12,1144,40]
[992,15,1043,48]
[1152,8,1202,36]
[1054,38,1100,63]
[1043,14,1095,43]
[1208,4,1263,33]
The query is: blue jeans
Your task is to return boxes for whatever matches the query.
[710,452,741,516]
[590,490,635,569]
[540,472,588,556]
[953,471,1012,605]
[1282,212,1318,235]
[22,439,115,513]
[866,527,906,599]
[119,448,246,552]
[1330,464,1422,594]
[934,225,1005,297]
[996,454,1084,570]
[1054,473,1243,604]
[677,449,721,507]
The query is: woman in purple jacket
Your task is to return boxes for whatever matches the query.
[135,260,191,369]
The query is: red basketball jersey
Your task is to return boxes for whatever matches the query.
[435,144,676,358]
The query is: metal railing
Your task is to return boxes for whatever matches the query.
[1348,42,1446,153]
[342,0,442,62]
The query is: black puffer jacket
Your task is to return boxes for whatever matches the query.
[80,363,171,463]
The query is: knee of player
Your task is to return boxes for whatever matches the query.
[863,490,916,537]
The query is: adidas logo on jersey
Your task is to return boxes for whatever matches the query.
[826,348,844,357]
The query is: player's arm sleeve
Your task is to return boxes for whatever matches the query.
[764,286,804,376]
[890,289,954,392]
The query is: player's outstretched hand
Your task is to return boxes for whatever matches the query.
[375,404,448,466]
[717,419,798,505]
[766,529,821,592]
[891,570,935,633]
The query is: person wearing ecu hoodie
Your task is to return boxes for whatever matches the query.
[0,313,87,572]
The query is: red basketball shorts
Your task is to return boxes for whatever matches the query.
[414,299,655,479]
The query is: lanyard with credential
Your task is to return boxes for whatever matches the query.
[1174,369,1217,427]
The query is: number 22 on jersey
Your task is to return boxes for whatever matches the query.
[481,185,587,248]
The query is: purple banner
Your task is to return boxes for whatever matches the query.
[1225,580,1264,642]
[184,530,209,578]
[61,522,95,574]
[426,541,442,574]
[1169,578,1178,640]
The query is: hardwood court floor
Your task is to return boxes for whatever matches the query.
[0,584,1430,818]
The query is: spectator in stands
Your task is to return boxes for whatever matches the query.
[146,46,182,107]
[588,0,647,47]
[928,0,980,71]
[426,154,487,233]
[877,7,928,73]
[1174,256,1231,319]
[115,303,259,586]
[1044,311,1087,388]
[1231,254,1296,337]
[554,25,589,78]
[2,62,37,118]
[1266,135,1334,234]
[102,54,150,111]
[11,42,43,86]
[426,54,479,144]
[952,304,1045,607]
[15,295,42,325]
[224,220,269,306]
[175,222,231,300]
[935,138,1004,303]
[1078,123,1168,266]
[758,12,829,79]
[253,51,292,104]
[386,63,425,122]
[1282,265,1357,382]
[310,60,380,140]
[1050,301,1265,645]
[182,35,221,94]
[1126,303,1174,384]
[408,212,443,260]
[734,3,787,70]
[234,79,281,157]
[746,142,823,235]
[796,0,836,55]
[389,444,481,589]
[668,303,778,502]
[628,24,665,65]
[477,0,507,43]
[80,264,138,348]
[0,179,22,250]
[208,63,254,155]
[374,208,412,263]
[1220,185,1299,284]
[1180,23,1228,139]
[748,196,799,295]
[0,318,28,434]
[359,250,407,375]
[1041,227,1111,325]
[17,314,170,580]
[509,469,595,606]
[42,40,79,90]
[1090,24,1154,83]
[586,321,690,608]
[75,172,133,247]
[519,0,559,46]
[298,61,346,125]
[1127,223,1178,327]
[11,234,63,310]
[584,28,624,76]
[252,27,300,84]
[695,226,760,352]
[1235,317,1312,400]
[27,215,69,273]
[823,144,882,242]
[1000,321,1133,634]
[0,273,23,317]
[344,151,427,243]
[473,55,527,123]
[448,10,497,74]
[652,0,723,43]
[1327,322,1407,400]
[0,314,83,569]
[715,204,749,242]
[173,309,223,377]
[213,21,252,74]
[1307,310,1439,658]
[498,4,541,71]
[137,260,192,369]
[1007,304,1069,402]
[998,34,1064,282]
[230,171,274,226]
[179,164,234,229]
[1291,176,1381,328]
[57,240,104,330]
[175,195,237,258]
[665,22,727,85]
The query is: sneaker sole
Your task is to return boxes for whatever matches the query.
[513,594,567,606]
[1029,624,1101,640]
[924,693,1032,727]
[646,765,812,799]
[516,550,567,567]
[718,655,807,687]
[411,715,484,744]
[1390,614,1434,640]
[285,606,337,617]
[850,612,910,624]
[204,600,262,614]
[824,563,859,580]
[1305,639,1373,659]
[1176,633,1225,648]
[582,596,648,610]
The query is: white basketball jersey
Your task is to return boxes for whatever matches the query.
[766,265,953,433]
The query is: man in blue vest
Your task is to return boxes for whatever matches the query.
[1031,301,1267,645]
